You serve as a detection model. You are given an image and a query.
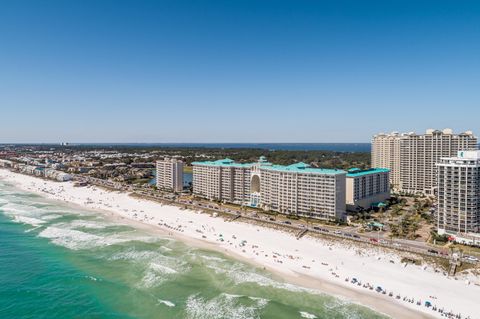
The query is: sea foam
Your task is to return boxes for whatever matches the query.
[38,226,127,250]
[185,293,267,319]
[12,215,46,227]
[157,299,175,307]
[299,311,318,319]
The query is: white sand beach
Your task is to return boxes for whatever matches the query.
[1,169,479,319]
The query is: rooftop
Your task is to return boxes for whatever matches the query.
[191,158,254,168]
[260,162,346,175]
[192,158,345,175]
[346,168,390,177]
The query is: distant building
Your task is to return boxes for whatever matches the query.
[0,159,13,168]
[44,169,72,182]
[156,158,184,192]
[345,168,390,211]
[372,129,477,195]
[192,157,346,221]
[436,151,480,241]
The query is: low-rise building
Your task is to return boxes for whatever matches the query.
[44,169,72,181]
[345,168,390,211]
[0,159,13,168]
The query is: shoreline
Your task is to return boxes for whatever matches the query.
[1,169,478,319]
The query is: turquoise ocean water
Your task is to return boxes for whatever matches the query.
[0,180,387,319]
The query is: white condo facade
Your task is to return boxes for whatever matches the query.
[156,158,184,193]
[371,132,402,189]
[192,157,346,221]
[192,158,251,204]
[372,129,477,195]
[436,151,480,244]
[345,168,390,211]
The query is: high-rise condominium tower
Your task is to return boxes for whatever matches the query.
[156,158,184,192]
[372,129,477,195]
[436,151,480,236]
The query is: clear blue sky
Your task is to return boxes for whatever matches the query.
[0,0,479,143]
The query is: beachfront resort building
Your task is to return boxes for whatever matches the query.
[372,129,477,195]
[156,158,184,192]
[436,151,480,244]
[192,157,347,221]
[371,132,402,189]
[345,168,390,211]
[192,158,252,204]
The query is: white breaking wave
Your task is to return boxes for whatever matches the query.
[248,296,269,308]
[68,219,109,230]
[38,226,128,250]
[108,246,190,289]
[204,260,320,294]
[109,249,159,261]
[299,311,318,319]
[157,299,175,307]
[138,256,189,288]
[40,214,63,221]
[185,293,267,319]
[199,255,227,262]
[12,215,46,227]
[149,262,178,274]
[1,203,47,217]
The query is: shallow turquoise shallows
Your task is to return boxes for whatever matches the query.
[0,181,387,319]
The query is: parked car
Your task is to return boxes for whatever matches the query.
[465,255,479,262]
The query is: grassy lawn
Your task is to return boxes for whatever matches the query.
[183,166,193,173]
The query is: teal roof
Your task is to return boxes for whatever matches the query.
[192,158,253,168]
[192,159,345,175]
[368,221,385,227]
[260,162,346,175]
[346,168,390,177]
